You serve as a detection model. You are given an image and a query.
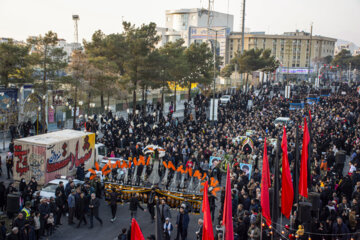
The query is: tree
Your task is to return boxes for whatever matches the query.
[220,64,235,78]
[27,31,67,133]
[121,22,160,115]
[0,40,33,87]
[332,49,352,69]
[232,49,264,93]
[260,49,280,85]
[159,39,189,112]
[67,50,86,129]
[184,42,215,101]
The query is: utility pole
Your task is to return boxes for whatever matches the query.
[72,15,80,129]
[307,23,313,82]
[240,0,246,88]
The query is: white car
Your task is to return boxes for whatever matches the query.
[273,117,293,127]
[220,95,231,105]
[35,178,83,199]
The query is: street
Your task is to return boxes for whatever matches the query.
[51,201,203,240]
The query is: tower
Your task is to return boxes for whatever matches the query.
[72,15,79,44]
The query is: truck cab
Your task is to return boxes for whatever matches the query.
[95,143,107,163]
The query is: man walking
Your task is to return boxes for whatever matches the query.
[109,188,119,222]
[160,199,171,224]
[147,188,156,223]
[175,206,189,240]
[76,192,87,228]
[89,193,102,229]
[129,193,146,220]
[67,189,76,225]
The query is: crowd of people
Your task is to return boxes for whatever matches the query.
[1,81,360,240]
[90,82,360,240]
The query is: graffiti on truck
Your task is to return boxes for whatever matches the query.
[46,140,93,173]
[28,151,45,181]
[14,145,29,176]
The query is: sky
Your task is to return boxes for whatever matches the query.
[1,0,359,46]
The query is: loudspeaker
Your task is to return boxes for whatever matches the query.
[7,193,20,214]
[308,192,320,211]
[298,202,312,223]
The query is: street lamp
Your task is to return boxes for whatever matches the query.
[207,27,227,123]
[2,104,10,150]
[36,106,41,135]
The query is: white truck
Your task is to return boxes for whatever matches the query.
[13,129,100,185]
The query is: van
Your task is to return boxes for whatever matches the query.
[273,117,293,127]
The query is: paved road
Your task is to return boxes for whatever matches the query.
[50,199,204,240]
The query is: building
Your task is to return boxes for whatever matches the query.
[227,30,336,78]
[57,39,82,61]
[157,8,234,66]
[334,40,358,55]
[188,26,231,67]
[353,48,360,56]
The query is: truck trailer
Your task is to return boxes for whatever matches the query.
[13,129,96,185]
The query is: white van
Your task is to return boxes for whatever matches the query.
[273,117,293,127]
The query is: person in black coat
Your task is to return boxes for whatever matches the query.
[55,192,64,226]
[89,193,102,228]
[0,182,5,211]
[38,199,49,237]
[147,189,156,223]
[28,177,38,193]
[76,193,87,228]
[175,207,189,240]
[76,164,85,181]
[129,193,145,220]
[19,179,26,193]
[109,188,120,222]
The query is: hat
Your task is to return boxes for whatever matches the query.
[165,217,170,221]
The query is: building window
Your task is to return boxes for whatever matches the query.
[296,64,300,67]
[166,17,170,22]
[292,64,295,67]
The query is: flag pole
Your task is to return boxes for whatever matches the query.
[294,125,300,211]
[273,138,281,227]
[260,213,263,240]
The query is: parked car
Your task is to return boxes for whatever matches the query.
[34,178,83,199]
[220,95,231,105]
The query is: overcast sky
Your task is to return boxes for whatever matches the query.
[1,0,359,46]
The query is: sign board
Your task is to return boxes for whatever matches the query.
[209,99,218,121]
[48,108,55,123]
[280,68,314,74]
[285,85,291,98]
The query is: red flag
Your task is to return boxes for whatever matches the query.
[261,138,271,226]
[202,181,214,240]
[281,127,294,219]
[299,118,310,198]
[131,218,145,240]
[309,110,312,122]
[222,166,234,240]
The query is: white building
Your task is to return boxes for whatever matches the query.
[57,39,82,61]
[157,8,234,67]
[157,8,234,47]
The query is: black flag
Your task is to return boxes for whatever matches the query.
[155,201,163,240]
